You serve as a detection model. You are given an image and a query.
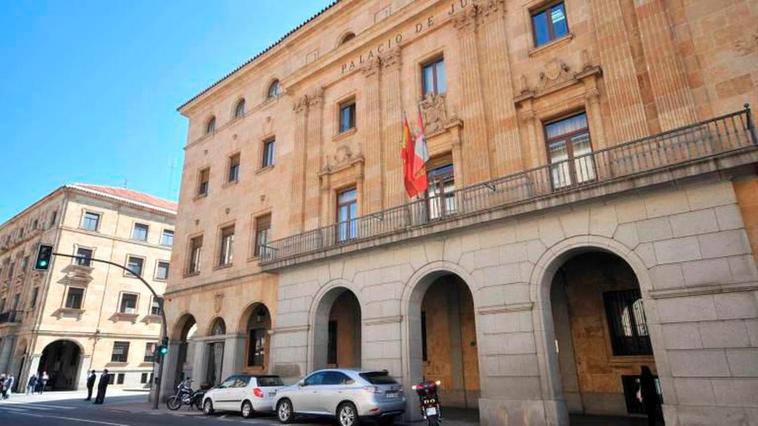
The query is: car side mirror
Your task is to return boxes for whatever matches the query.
[298,380,305,387]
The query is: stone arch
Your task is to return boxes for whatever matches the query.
[207,317,227,336]
[308,279,364,372]
[528,235,672,420]
[238,302,273,372]
[170,312,197,341]
[400,261,483,410]
[38,339,84,391]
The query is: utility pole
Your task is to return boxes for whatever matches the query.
[35,245,168,409]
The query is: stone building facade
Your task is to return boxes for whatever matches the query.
[165,0,758,424]
[0,184,176,391]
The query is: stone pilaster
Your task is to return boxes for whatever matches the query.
[305,88,324,230]
[221,335,245,379]
[477,0,523,175]
[361,57,384,213]
[289,95,309,233]
[634,0,697,130]
[591,0,649,141]
[380,47,404,208]
[454,6,492,185]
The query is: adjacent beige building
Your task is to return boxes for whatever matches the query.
[0,184,176,391]
[165,0,758,424]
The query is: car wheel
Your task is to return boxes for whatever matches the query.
[203,399,214,415]
[337,402,359,426]
[241,400,254,418]
[277,399,294,424]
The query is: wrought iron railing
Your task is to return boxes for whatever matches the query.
[0,310,23,324]
[260,106,757,265]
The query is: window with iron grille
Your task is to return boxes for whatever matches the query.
[247,328,266,367]
[111,341,130,363]
[603,289,652,356]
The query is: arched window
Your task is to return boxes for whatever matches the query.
[206,116,216,135]
[340,32,356,45]
[234,99,246,118]
[267,80,281,99]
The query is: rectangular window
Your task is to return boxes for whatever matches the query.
[339,101,356,133]
[140,373,152,384]
[198,168,210,196]
[49,210,58,228]
[422,57,447,96]
[160,230,174,247]
[132,223,149,241]
[327,320,338,365]
[65,287,84,310]
[150,298,161,316]
[532,1,569,47]
[155,261,170,280]
[262,139,275,168]
[119,293,138,314]
[82,212,100,231]
[144,342,157,363]
[228,153,241,182]
[545,112,595,189]
[116,373,125,385]
[603,289,652,356]
[218,225,235,266]
[427,162,456,219]
[75,247,93,267]
[247,328,266,367]
[253,214,272,258]
[126,256,144,277]
[30,287,39,308]
[188,235,203,274]
[336,188,358,242]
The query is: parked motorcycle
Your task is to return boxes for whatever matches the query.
[412,380,442,425]
[167,378,205,411]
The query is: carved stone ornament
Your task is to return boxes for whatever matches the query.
[361,56,381,77]
[419,92,451,135]
[380,47,401,69]
[734,30,758,56]
[453,4,479,32]
[214,293,224,314]
[538,59,572,91]
[321,144,364,176]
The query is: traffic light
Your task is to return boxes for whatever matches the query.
[35,244,54,270]
[159,345,169,356]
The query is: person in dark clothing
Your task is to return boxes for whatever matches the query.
[85,370,97,401]
[93,369,110,405]
[638,365,664,426]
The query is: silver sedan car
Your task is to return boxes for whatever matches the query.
[273,369,406,426]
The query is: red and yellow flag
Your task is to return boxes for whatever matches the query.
[401,112,429,198]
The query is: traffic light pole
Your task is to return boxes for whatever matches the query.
[50,252,167,409]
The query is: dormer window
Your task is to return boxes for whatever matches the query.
[206,116,216,135]
[234,99,246,118]
[267,80,281,99]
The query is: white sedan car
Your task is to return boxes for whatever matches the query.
[203,374,284,418]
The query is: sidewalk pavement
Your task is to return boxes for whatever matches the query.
[0,388,149,404]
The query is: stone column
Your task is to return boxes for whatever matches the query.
[454,6,492,185]
[221,335,246,380]
[381,47,405,208]
[634,0,697,130]
[159,342,181,401]
[76,354,91,390]
[289,95,309,233]
[191,340,208,385]
[0,335,15,373]
[305,88,324,230]
[361,56,384,212]
[478,0,523,175]
[591,0,649,141]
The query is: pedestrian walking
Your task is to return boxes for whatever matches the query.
[637,365,664,426]
[4,375,14,399]
[0,374,6,400]
[38,371,49,394]
[93,369,110,405]
[85,370,97,401]
[26,373,37,395]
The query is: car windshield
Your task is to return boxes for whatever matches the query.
[256,376,284,386]
[359,371,398,385]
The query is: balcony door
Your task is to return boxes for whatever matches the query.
[336,188,358,242]
[545,112,595,189]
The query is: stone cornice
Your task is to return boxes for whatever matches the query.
[648,281,758,300]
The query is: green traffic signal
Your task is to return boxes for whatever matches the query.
[35,244,53,270]
[159,345,169,355]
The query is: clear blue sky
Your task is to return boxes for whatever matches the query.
[0,0,333,223]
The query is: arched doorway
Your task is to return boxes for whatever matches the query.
[409,272,480,409]
[38,340,82,391]
[173,314,197,387]
[241,303,272,372]
[206,318,226,386]
[313,287,361,370]
[550,251,660,418]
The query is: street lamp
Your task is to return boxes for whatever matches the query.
[36,244,168,409]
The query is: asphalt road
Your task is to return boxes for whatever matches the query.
[0,392,336,426]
